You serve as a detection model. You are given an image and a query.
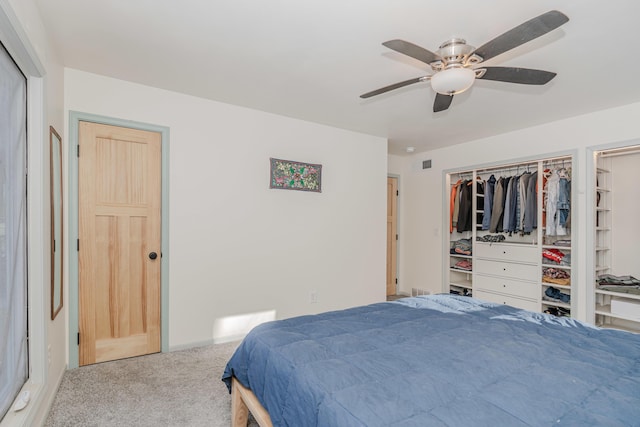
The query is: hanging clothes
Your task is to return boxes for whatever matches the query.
[450,179,462,233]
[456,180,473,232]
[489,177,505,233]
[558,172,571,227]
[496,176,511,232]
[452,180,463,232]
[523,171,538,234]
[502,176,515,233]
[507,175,520,234]
[545,168,570,236]
[518,172,532,232]
[482,175,496,230]
[545,170,560,235]
[475,179,484,230]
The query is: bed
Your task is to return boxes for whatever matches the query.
[222,294,640,426]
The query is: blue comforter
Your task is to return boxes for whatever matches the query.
[222,295,640,426]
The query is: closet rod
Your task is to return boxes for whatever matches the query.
[475,162,537,176]
[599,145,640,158]
[544,159,572,168]
[452,155,572,176]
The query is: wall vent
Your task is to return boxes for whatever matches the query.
[411,288,431,297]
[422,159,432,169]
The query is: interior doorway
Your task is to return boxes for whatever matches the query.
[387,176,398,296]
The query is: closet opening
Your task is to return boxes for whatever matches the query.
[593,144,640,333]
[444,154,574,318]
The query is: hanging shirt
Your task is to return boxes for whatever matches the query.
[496,176,511,232]
[482,175,496,230]
[518,172,532,233]
[475,179,484,230]
[558,176,570,227]
[452,180,462,232]
[523,171,538,233]
[545,170,559,235]
[457,180,473,232]
[507,175,520,233]
[502,176,515,233]
[450,179,462,233]
[489,177,505,233]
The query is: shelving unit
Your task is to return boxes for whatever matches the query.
[445,155,574,316]
[449,253,473,297]
[447,169,474,297]
[540,156,573,318]
[593,147,640,333]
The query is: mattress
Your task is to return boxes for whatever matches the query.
[222,294,640,426]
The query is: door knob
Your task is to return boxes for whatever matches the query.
[149,252,158,260]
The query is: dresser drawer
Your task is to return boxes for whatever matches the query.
[475,274,539,300]
[475,290,539,312]
[475,243,538,263]
[475,259,538,281]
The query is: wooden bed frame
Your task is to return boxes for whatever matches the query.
[231,377,273,427]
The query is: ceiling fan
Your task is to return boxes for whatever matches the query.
[360,10,569,112]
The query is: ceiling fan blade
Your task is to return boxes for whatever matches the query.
[382,39,440,65]
[478,67,557,85]
[433,93,453,112]
[472,10,569,62]
[360,77,425,98]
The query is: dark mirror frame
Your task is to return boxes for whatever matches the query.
[50,126,63,320]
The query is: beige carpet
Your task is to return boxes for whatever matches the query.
[45,341,258,427]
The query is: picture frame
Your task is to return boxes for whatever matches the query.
[50,126,63,320]
[269,158,322,193]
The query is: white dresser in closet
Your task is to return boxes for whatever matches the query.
[474,242,539,311]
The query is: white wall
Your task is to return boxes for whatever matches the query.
[64,68,388,349]
[610,151,640,278]
[395,102,640,321]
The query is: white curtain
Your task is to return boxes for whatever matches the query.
[0,42,28,419]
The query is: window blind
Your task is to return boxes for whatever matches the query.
[0,40,28,420]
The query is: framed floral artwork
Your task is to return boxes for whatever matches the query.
[270,158,322,192]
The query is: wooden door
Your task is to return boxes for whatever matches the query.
[78,121,162,365]
[386,177,398,296]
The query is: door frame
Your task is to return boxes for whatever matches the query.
[387,174,400,296]
[68,111,170,368]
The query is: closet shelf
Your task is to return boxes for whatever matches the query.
[542,264,571,271]
[595,320,640,334]
[596,304,640,324]
[449,253,472,259]
[542,282,571,291]
[449,267,472,273]
[595,289,640,301]
[449,279,472,289]
[542,300,571,309]
[542,244,571,250]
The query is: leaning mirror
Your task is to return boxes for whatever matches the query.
[50,126,63,320]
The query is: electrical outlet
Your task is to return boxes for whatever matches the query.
[309,290,318,304]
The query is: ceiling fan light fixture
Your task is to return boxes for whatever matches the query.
[430,67,475,95]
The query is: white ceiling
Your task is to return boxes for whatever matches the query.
[35,0,640,155]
